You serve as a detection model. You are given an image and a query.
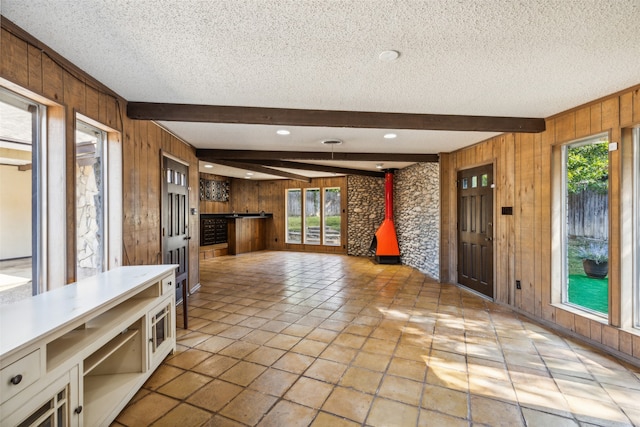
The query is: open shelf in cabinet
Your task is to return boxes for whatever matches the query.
[82,315,145,426]
[46,297,153,373]
[83,328,140,376]
[83,373,141,426]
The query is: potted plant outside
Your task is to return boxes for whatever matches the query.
[577,242,608,279]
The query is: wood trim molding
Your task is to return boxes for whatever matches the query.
[128,102,546,133]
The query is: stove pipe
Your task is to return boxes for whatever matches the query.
[370,170,401,264]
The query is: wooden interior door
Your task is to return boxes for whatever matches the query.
[162,156,189,307]
[457,165,494,298]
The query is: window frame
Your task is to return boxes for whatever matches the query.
[74,113,123,281]
[75,118,108,280]
[634,128,640,328]
[285,188,302,244]
[285,186,343,246]
[0,88,47,295]
[303,188,321,246]
[560,132,610,317]
[322,187,341,246]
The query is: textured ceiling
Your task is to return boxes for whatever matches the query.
[2,0,640,178]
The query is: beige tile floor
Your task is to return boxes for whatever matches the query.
[114,252,640,427]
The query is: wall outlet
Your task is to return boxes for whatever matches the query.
[516,280,521,290]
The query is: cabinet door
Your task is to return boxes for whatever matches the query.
[147,297,175,369]
[2,366,80,427]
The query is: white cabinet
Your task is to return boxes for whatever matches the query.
[0,265,177,427]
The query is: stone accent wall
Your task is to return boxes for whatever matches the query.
[347,175,384,256]
[346,164,440,279]
[76,161,103,279]
[395,163,440,280]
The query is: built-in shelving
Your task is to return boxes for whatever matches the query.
[46,297,153,373]
[0,265,177,427]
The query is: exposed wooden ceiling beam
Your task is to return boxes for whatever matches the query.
[239,159,385,178]
[196,149,439,162]
[213,160,311,182]
[128,102,546,133]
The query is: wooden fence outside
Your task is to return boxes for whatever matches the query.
[568,190,608,240]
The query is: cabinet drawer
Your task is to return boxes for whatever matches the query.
[162,276,174,294]
[1,349,41,401]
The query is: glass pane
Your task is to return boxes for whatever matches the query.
[462,178,468,189]
[286,189,301,243]
[304,188,321,244]
[565,139,609,315]
[0,90,37,303]
[323,188,341,246]
[471,176,478,188]
[17,397,54,427]
[166,168,172,183]
[481,174,488,187]
[76,120,105,280]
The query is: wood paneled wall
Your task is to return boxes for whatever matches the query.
[441,84,640,363]
[198,172,232,214]
[1,23,200,290]
[226,176,348,254]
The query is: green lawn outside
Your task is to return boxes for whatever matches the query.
[567,237,608,314]
[286,215,340,231]
[568,274,608,314]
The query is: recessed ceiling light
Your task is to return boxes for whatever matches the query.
[244,176,251,179]
[376,163,384,169]
[384,133,397,139]
[379,50,400,61]
[276,129,290,135]
[246,172,254,176]
[204,164,213,168]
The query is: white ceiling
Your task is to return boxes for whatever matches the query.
[3,1,640,179]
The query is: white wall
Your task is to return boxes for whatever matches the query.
[0,164,31,259]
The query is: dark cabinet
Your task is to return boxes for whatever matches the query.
[200,218,227,246]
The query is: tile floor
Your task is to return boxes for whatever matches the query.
[0,257,32,304]
[114,251,640,427]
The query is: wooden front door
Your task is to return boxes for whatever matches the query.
[457,164,494,298]
[162,156,189,304]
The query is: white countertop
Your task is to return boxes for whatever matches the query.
[0,265,177,358]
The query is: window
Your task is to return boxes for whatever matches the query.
[75,119,107,280]
[323,187,341,246]
[0,89,46,301]
[634,128,640,327]
[285,186,342,246]
[304,188,321,245]
[562,134,609,316]
[286,189,302,243]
